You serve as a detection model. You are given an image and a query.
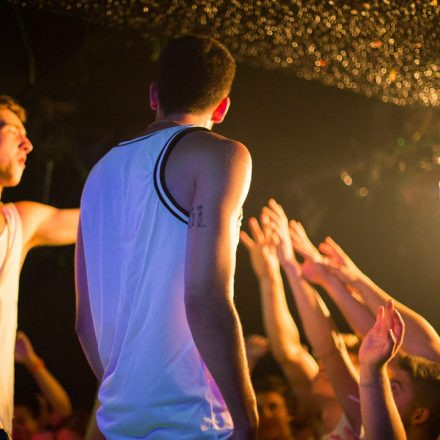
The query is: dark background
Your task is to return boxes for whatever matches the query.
[2,2,439,409]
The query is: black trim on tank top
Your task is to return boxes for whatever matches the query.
[153,126,209,224]
[117,132,156,147]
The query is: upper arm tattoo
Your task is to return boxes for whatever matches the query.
[189,205,206,229]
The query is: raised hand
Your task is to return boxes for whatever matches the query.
[15,330,38,366]
[359,301,405,368]
[240,217,280,280]
[289,219,322,262]
[245,334,270,370]
[319,237,364,285]
[261,199,295,267]
[288,220,334,285]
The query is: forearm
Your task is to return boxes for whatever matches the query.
[359,365,406,440]
[320,276,375,338]
[284,262,361,430]
[25,358,72,418]
[259,272,318,381]
[186,293,258,436]
[283,263,335,355]
[352,274,440,361]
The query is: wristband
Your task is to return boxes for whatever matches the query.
[29,357,45,373]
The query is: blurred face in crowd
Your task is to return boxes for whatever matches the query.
[256,391,293,440]
[388,364,418,426]
[0,108,33,188]
[13,405,40,440]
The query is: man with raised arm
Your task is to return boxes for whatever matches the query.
[259,199,364,438]
[0,96,79,440]
[358,301,406,440]
[76,36,257,439]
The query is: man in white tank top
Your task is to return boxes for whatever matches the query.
[0,96,79,439]
[76,36,258,439]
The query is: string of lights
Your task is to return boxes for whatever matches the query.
[8,0,439,107]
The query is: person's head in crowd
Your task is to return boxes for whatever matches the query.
[150,35,236,126]
[13,393,42,440]
[253,375,295,440]
[0,95,33,189]
[389,354,440,439]
[312,333,361,399]
[55,409,89,440]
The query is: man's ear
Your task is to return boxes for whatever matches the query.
[410,407,430,425]
[211,97,230,124]
[149,82,159,111]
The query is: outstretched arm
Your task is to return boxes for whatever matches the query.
[358,301,406,440]
[288,220,375,338]
[240,216,318,410]
[15,331,73,419]
[16,201,79,253]
[184,139,257,438]
[321,237,440,362]
[263,199,362,433]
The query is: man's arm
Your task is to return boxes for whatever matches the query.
[15,201,79,252]
[15,331,73,419]
[75,221,103,381]
[240,217,318,412]
[358,302,407,440]
[263,199,362,433]
[321,237,440,362]
[184,138,258,438]
[287,219,376,338]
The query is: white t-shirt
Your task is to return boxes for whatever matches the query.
[0,204,23,434]
[321,412,364,440]
[80,126,233,439]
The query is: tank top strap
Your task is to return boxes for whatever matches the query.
[0,203,23,252]
[153,126,209,224]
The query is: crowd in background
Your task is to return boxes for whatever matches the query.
[14,198,440,440]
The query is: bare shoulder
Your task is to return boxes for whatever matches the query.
[181,130,252,175]
[14,201,56,244]
[15,201,44,220]
[14,200,54,221]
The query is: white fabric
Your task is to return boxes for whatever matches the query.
[80,126,233,439]
[0,204,23,433]
[321,412,365,440]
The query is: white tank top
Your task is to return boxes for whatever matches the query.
[80,126,233,439]
[0,204,23,433]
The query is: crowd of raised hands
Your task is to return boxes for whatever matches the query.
[13,198,439,440]
[241,199,440,440]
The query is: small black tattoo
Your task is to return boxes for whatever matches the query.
[189,205,206,228]
[196,205,206,227]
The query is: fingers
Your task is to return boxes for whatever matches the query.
[239,230,254,250]
[318,241,336,257]
[267,198,287,218]
[383,300,394,332]
[373,305,385,330]
[248,217,265,244]
[261,206,284,231]
[324,236,344,254]
[391,308,405,352]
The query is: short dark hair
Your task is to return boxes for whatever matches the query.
[398,354,440,438]
[14,393,41,419]
[253,375,297,414]
[0,95,27,122]
[157,35,236,115]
